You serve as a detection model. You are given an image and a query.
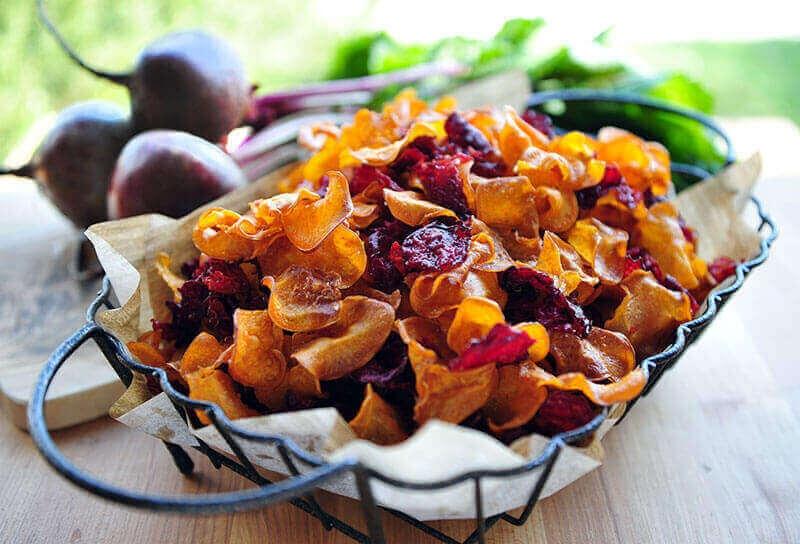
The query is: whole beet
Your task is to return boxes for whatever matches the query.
[107,130,246,219]
[38,2,250,143]
[1,101,130,228]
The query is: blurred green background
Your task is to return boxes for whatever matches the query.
[1,0,799,159]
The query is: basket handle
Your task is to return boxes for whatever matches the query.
[27,321,353,514]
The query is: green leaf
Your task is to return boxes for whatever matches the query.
[327,32,390,79]
[493,18,544,48]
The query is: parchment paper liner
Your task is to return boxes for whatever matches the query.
[86,148,762,521]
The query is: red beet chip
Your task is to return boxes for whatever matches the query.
[449,323,534,371]
[502,267,591,337]
[349,164,401,195]
[413,155,471,215]
[575,162,642,210]
[363,219,409,292]
[709,256,737,283]
[199,259,250,294]
[398,219,471,274]
[351,333,412,391]
[531,390,599,436]
[445,112,492,154]
[624,246,665,282]
[521,109,556,138]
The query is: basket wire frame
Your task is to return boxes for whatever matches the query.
[28,91,777,544]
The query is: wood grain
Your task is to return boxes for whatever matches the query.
[1,119,799,543]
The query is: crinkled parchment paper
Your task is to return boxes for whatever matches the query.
[85,124,763,520]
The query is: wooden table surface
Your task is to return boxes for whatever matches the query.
[1,119,799,543]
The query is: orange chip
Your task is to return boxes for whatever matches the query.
[383,189,456,226]
[596,127,671,196]
[343,281,402,310]
[634,201,699,290]
[514,322,550,363]
[523,363,646,406]
[484,364,548,433]
[516,146,603,192]
[341,121,444,168]
[533,185,578,233]
[567,218,628,285]
[396,316,454,359]
[298,122,341,152]
[469,220,515,273]
[588,189,648,232]
[349,384,409,445]
[471,176,538,238]
[228,309,286,389]
[185,368,258,425]
[254,363,324,411]
[193,208,269,261]
[413,359,498,425]
[549,327,636,382]
[257,224,366,288]
[282,171,354,251]
[548,131,598,162]
[433,95,458,115]
[498,106,549,165]
[605,270,693,356]
[127,340,167,368]
[180,332,226,375]
[446,296,505,355]
[535,232,598,303]
[265,265,342,332]
[292,296,395,380]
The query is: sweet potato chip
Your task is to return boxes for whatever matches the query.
[254,363,324,411]
[497,106,549,165]
[413,359,498,425]
[523,364,646,406]
[265,265,342,332]
[596,127,671,196]
[341,121,444,168]
[484,364,547,433]
[185,367,258,425]
[127,341,167,368]
[533,185,579,233]
[446,296,505,355]
[634,201,700,289]
[549,327,636,382]
[154,253,185,302]
[193,208,269,261]
[515,322,550,363]
[567,218,628,285]
[228,309,286,390]
[605,270,693,356]
[395,316,453,359]
[282,171,354,251]
[180,332,226,375]
[349,384,409,445]
[535,232,598,303]
[257,224,366,288]
[589,189,648,232]
[292,296,395,380]
[471,176,538,238]
[516,146,604,192]
[469,220,515,272]
[383,189,456,226]
[343,281,402,310]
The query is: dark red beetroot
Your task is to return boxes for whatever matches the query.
[502,267,591,337]
[521,110,556,138]
[1,101,130,228]
[413,155,471,215]
[349,164,401,195]
[575,163,643,210]
[708,256,737,283]
[392,219,471,275]
[107,130,246,219]
[362,219,410,292]
[39,2,249,143]
[531,390,599,436]
[449,324,534,371]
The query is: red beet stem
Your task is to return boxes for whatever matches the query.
[37,0,130,86]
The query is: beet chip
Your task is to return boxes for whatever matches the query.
[449,323,534,371]
[530,389,599,436]
[396,219,471,275]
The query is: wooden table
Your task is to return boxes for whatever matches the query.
[1,119,799,543]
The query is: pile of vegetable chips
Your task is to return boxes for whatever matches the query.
[128,90,734,445]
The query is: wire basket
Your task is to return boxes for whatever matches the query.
[28,90,777,544]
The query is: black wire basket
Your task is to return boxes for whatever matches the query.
[28,90,777,544]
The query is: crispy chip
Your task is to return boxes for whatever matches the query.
[535,232,598,303]
[383,189,456,226]
[180,332,226,375]
[193,208,269,261]
[265,265,342,332]
[605,270,693,356]
[185,368,258,425]
[596,127,671,196]
[154,253,185,302]
[498,106,549,165]
[484,364,548,433]
[634,201,700,289]
[567,218,628,285]
[523,363,646,406]
[254,363,324,411]
[395,316,454,359]
[515,322,550,362]
[516,146,603,192]
[471,176,538,238]
[292,296,395,380]
[413,359,498,425]
[341,121,444,167]
[469,219,515,272]
[127,340,167,368]
[228,309,287,389]
[589,189,648,232]
[549,327,635,382]
[446,296,505,354]
[349,384,409,445]
[343,281,402,310]
[282,171,354,251]
[533,185,579,233]
[257,224,366,288]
